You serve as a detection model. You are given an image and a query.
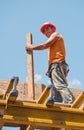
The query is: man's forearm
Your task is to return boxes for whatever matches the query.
[33,43,48,50]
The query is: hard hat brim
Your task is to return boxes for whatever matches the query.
[40,22,56,34]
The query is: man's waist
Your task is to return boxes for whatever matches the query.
[49,61,66,67]
[48,58,65,66]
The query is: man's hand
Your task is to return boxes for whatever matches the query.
[25,45,33,51]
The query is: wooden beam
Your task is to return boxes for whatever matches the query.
[26,125,34,130]
[71,91,84,109]
[37,86,51,104]
[2,78,15,100]
[20,125,30,130]
[0,102,5,129]
[0,120,4,129]
[20,124,35,130]
[2,77,19,100]
[26,33,35,100]
[0,117,4,130]
[0,100,84,129]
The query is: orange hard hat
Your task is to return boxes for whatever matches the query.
[40,22,56,34]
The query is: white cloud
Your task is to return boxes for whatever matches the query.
[34,74,42,82]
[69,79,82,87]
[25,74,42,82]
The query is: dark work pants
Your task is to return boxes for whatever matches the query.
[48,62,72,103]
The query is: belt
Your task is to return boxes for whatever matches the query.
[50,61,66,66]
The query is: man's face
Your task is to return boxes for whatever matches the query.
[43,26,54,37]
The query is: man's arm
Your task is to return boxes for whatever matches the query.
[25,32,60,51]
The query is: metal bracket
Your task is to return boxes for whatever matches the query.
[5,76,19,109]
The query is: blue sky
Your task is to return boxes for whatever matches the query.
[0,0,84,129]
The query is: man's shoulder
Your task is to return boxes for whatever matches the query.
[51,32,62,38]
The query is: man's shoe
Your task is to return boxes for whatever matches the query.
[46,97,55,104]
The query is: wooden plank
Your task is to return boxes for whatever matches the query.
[2,77,19,100]
[2,78,15,99]
[0,94,4,99]
[26,33,35,100]
[27,125,34,130]
[6,91,18,103]
[48,102,71,107]
[71,91,84,109]
[0,118,4,129]
[20,125,30,130]
[0,100,84,129]
[37,87,50,104]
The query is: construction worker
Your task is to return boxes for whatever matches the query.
[26,22,72,104]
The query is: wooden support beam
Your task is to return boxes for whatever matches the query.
[2,78,15,100]
[20,125,30,130]
[26,33,35,100]
[0,111,4,129]
[0,94,4,99]
[6,90,18,104]
[2,77,19,101]
[71,91,84,110]
[2,77,19,108]
[20,125,35,130]
[37,86,51,104]
[0,120,4,129]
[27,125,34,130]
[65,128,82,130]
[0,100,84,129]
[0,120,4,130]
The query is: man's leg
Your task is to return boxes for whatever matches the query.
[51,63,72,104]
[46,84,62,104]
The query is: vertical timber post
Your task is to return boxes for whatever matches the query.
[26,33,35,100]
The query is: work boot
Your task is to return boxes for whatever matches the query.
[46,97,55,104]
[46,85,62,104]
[46,86,55,104]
